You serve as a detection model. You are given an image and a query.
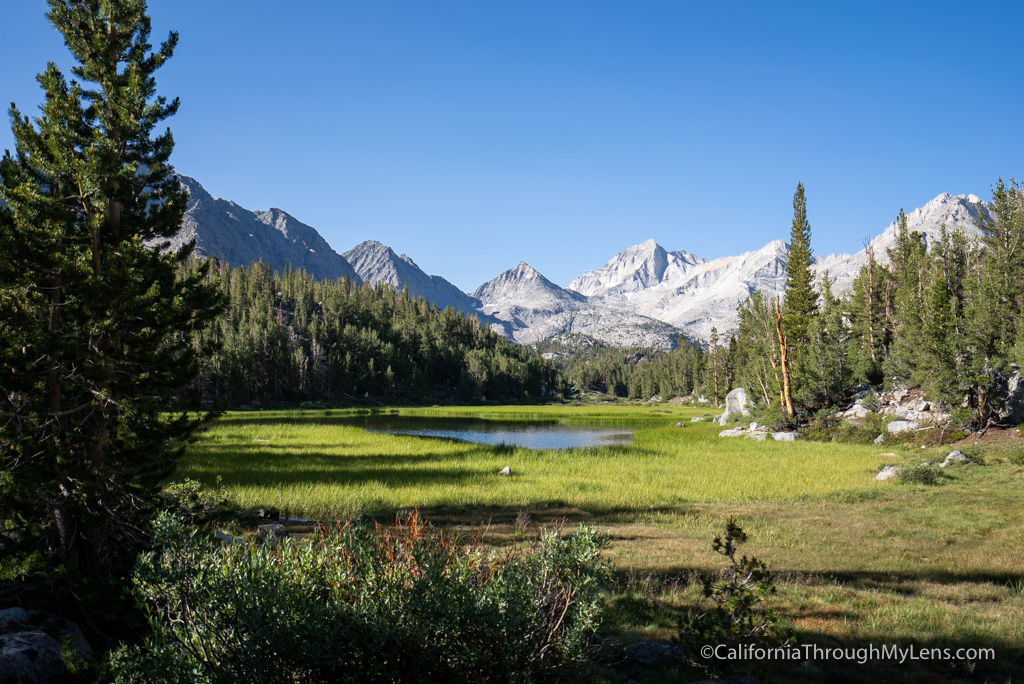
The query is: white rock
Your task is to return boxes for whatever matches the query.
[887,420,920,433]
[876,465,900,481]
[772,432,798,441]
[718,429,746,438]
[940,450,971,468]
[498,466,511,476]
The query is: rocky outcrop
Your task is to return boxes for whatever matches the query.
[719,421,797,441]
[887,420,920,434]
[841,387,950,427]
[996,371,1024,425]
[875,465,900,481]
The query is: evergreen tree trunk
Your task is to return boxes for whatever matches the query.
[774,296,795,417]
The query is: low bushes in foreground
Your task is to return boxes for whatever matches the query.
[110,512,607,683]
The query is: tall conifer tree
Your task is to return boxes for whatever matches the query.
[783,182,817,344]
[0,0,222,598]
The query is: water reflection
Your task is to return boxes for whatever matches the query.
[334,415,636,450]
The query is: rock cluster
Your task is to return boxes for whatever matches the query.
[841,387,950,428]
[719,422,798,442]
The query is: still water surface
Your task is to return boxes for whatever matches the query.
[334,415,637,450]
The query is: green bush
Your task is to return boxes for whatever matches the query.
[748,400,792,432]
[109,512,608,683]
[897,464,944,485]
[159,477,232,524]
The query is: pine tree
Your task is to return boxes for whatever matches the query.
[847,242,888,383]
[884,209,929,387]
[805,274,848,406]
[783,182,817,344]
[0,0,222,604]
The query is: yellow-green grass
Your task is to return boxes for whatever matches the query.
[175,406,1024,682]
[178,405,893,519]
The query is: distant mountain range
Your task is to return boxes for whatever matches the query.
[170,175,993,347]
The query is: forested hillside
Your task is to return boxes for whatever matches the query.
[535,334,721,404]
[729,180,1024,427]
[189,259,558,404]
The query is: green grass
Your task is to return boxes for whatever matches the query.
[175,405,1024,682]
[179,405,892,519]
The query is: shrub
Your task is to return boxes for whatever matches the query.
[811,406,841,430]
[860,393,883,412]
[109,511,608,683]
[897,464,944,485]
[676,519,785,669]
[159,477,232,524]
[748,400,792,431]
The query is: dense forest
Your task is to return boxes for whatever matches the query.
[728,180,1024,427]
[188,259,559,404]
[534,334,722,404]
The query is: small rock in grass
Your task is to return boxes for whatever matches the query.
[876,465,900,481]
[499,466,511,476]
[257,523,288,544]
[718,429,745,438]
[622,640,681,667]
[874,434,885,445]
[940,450,971,468]
[772,432,798,441]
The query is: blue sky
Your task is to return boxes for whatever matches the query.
[2,1,1022,291]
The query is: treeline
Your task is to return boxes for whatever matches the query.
[536,334,731,404]
[188,260,557,404]
[729,179,1024,427]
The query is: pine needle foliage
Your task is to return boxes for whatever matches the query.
[0,0,222,618]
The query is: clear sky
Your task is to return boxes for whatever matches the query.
[2,1,1022,291]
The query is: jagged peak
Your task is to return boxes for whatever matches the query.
[510,261,541,276]
[348,239,390,252]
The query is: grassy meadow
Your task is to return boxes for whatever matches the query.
[176,404,1024,683]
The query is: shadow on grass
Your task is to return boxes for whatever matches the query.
[179,446,495,488]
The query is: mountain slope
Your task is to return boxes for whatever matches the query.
[474,262,682,349]
[343,240,482,313]
[570,239,788,340]
[169,175,360,283]
[814,192,991,293]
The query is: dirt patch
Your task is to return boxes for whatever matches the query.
[953,426,1024,447]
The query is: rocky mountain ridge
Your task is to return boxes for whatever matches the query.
[570,193,992,340]
[165,175,993,347]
